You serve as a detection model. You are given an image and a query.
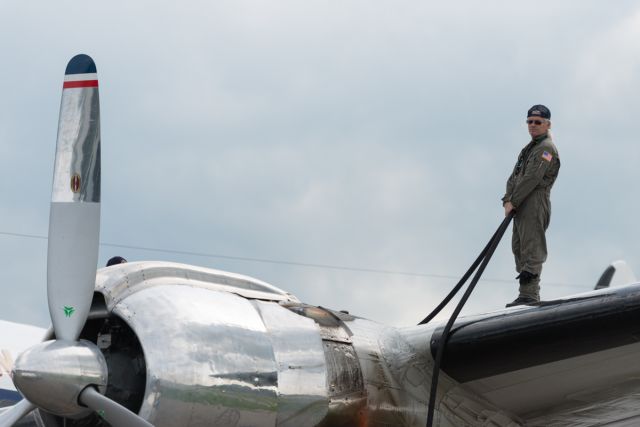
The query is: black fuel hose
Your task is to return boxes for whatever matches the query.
[425,212,514,427]
[418,223,503,325]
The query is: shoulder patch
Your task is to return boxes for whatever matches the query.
[542,151,553,162]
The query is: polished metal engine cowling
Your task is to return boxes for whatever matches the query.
[95,262,338,426]
[92,261,435,426]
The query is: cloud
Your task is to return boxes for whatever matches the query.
[571,8,640,118]
[1,1,640,329]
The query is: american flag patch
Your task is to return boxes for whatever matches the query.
[542,151,553,162]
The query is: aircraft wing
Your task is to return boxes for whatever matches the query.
[431,283,640,425]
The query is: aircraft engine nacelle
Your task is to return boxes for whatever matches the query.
[80,262,369,427]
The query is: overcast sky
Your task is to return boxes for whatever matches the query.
[1,1,639,328]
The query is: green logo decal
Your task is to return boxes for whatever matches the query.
[97,409,105,419]
[63,306,75,317]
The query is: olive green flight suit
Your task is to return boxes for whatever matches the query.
[502,132,560,300]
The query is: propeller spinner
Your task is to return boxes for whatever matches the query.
[0,55,153,427]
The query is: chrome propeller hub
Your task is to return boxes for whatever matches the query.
[12,340,107,418]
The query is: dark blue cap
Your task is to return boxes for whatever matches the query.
[65,54,97,75]
[106,256,127,267]
[527,104,551,119]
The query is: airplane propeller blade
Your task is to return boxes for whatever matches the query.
[47,53,101,342]
[0,399,35,427]
[2,55,152,427]
[79,387,154,427]
[595,260,638,290]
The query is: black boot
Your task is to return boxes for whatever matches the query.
[507,271,540,307]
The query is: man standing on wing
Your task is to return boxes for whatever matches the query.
[503,105,560,307]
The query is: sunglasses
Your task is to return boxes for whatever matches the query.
[526,119,545,125]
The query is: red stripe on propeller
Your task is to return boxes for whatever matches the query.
[63,80,99,89]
